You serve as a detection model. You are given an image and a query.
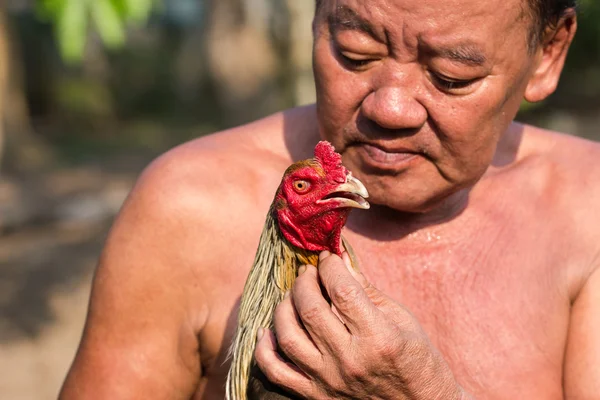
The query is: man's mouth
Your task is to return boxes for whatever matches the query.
[317,175,370,209]
[361,143,418,164]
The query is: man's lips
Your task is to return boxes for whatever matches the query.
[358,143,419,165]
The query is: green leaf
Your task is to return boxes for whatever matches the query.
[36,0,66,19]
[91,0,126,49]
[122,0,155,23]
[36,0,159,63]
[57,0,88,63]
[108,0,129,19]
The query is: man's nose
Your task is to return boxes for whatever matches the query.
[360,86,427,131]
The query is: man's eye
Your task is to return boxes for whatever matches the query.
[336,50,375,70]
[341,55,372,68]
[431,73,477,92]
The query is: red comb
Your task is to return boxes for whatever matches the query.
[314,141,347,181]
[315,141,342,169]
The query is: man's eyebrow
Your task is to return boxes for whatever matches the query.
[437,45,487,66]
[327,6,377,38]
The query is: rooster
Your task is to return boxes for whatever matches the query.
[226,141,370,400]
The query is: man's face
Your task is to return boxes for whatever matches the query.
[313,0,539,212]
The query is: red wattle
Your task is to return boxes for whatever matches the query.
[277,208,349,256]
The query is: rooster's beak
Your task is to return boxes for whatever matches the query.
[317,174,370,210]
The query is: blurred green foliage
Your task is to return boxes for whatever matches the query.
[568,0,600,67]
[519,0,600,116]
[8,0,600,164]
[36,0,159,63]
[506,0,600,113]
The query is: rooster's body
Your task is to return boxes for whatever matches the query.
[226,141,370,400]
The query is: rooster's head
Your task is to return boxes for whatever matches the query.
[273,141,369,256]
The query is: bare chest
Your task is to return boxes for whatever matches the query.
[195,194,576,399]
[347,225,569,399]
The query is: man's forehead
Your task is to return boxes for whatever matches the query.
[327,5,378,38]
[323,0,528,30]
[323,0,529,62]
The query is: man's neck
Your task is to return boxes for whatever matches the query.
[346,187,471,242]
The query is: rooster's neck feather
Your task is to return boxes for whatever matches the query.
[226,209,317,400]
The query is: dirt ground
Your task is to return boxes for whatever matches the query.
[0,165,137,400]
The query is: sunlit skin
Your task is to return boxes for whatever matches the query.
[313,0,534,214]
[59,0,600,399]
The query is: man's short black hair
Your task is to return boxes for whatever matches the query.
[314,0,577,48]
[529,0,577,46]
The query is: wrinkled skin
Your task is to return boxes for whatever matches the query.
[314,0,547,214]
[59,0,600,399]
[255,0,591,398]
[255,251,467,399]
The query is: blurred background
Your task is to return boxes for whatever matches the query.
[0,0,598,398]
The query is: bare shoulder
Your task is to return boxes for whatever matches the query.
[142,103,319,261]
[531,130,600,398]
[515,124,600,286]
[116,103,319,273]
[60,106,319,399]
[518,124,600,211]
[524,123,600,171]
[98,105,320,314]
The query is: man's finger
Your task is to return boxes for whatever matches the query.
[273,290,323,374]
[254,328,316,398]
[291,264,351,353]
[318,251,379,335]
[341,250,392,310]
[342,251,371,289]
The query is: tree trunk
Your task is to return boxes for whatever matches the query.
[284,0,315,106]
[204,0,287,126]
[0,5,53,174]
[0,5,9,163]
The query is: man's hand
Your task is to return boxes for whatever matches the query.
[254,251,469,399]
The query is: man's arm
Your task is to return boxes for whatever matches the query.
[59,150,211,399]
[564,261,600,398]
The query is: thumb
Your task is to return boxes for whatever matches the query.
[340,252,418,330]
[341,252,421,330]
[341,251,370,288]
[341,251,389,308]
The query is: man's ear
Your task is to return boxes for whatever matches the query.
[524,12,577,103]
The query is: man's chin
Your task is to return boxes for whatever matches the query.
[367,195,440,215]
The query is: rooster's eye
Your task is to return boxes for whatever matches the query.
[293,180,310,193]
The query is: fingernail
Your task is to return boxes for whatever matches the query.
[298,265,307,275]
[256,327,264,341]
[319,251,331,261]
[284,290,290,299]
